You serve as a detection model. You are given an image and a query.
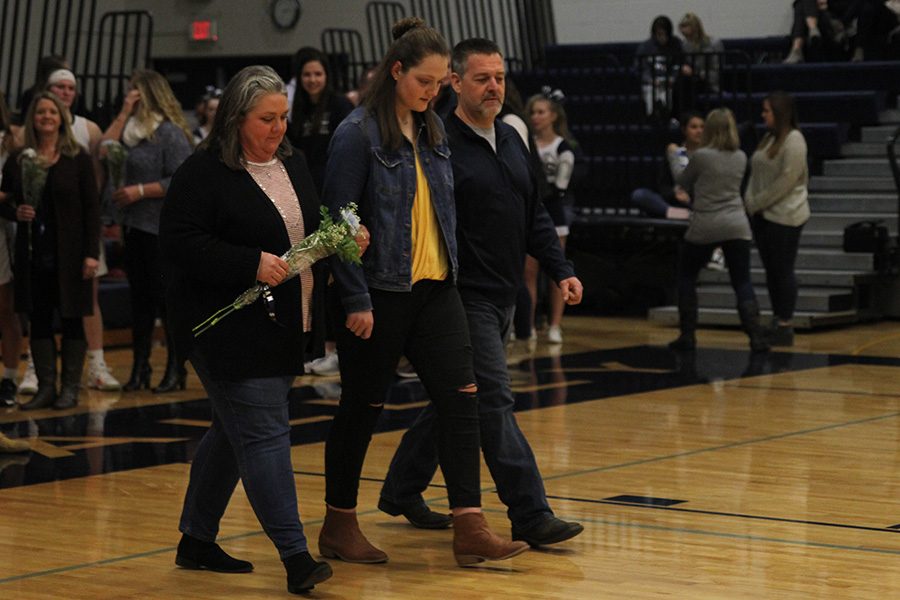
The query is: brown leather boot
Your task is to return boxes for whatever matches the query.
[317,507,388,564]
[452,512,529,566]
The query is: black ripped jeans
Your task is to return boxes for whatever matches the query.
[325,278,482,509]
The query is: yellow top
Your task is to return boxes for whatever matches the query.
[410,150,449,283]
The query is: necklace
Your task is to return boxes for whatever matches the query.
[244,159,302,230]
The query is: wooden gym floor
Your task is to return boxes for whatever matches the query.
[2,315,900,599]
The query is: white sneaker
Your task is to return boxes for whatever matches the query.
[19,356,37,395]
[87,361,122,390]
[395,357,418,379]
[547,325,563,344]
[307,351,339,376]
[706,247,726,271]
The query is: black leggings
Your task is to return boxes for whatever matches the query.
[752,215,804,322]
[124,227,165,356]
[325,279,481,509]
[30,268,84,341]
[677,238,756,309]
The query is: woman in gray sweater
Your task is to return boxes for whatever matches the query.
[669,108,769,352]
[745,92,810,347]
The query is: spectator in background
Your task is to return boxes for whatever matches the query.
[17,55,69,123]
[286,47,353,195]
[0,90,24,407]
[745,92,810,347]
[286,47,353,378]
[192,86,221,144]
[45,68,121,392]
[525,89,577,344]
[668,108,769,353]
[1,91,101,410]
[854,0,900,60]
[784,0,845,63]
[630,110,704,220]
[101,69,194,393]
[677,12,724,111]
[345,65,378,107]
[636,15,683,120]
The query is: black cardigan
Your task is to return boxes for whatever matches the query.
[159,149,321,379]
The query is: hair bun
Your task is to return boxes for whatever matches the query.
[392,16,427,41]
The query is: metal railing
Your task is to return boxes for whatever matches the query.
[0,1,151,126]
[889,124,900,243]
[1,0,99,113]
[82,10,152,127]
[321,0,555,93]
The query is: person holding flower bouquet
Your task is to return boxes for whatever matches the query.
[320,17,528,567]
[0,90,100,410]
[101,69,193,394]
[159,65,354,595]
[46,68,122,391]
[0,89,25,407]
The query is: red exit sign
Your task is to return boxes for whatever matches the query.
[190,19,218,42]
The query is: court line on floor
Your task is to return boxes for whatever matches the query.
[545,495,900,535]
[575,515,900,556]
[537,409,900,484]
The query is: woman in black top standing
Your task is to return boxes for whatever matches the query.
[286,47,353,193]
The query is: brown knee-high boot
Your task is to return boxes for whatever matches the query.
[318,507,388,564]
[453,512,529,566]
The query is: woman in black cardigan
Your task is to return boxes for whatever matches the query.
[0,90,100,411]
[159,65,355,596]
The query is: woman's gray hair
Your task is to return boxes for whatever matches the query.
[199,65,292,170]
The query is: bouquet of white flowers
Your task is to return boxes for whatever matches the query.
[192,203,362,337]
[19,148,49,209]
[101,139,128,189]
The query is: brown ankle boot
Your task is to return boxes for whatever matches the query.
[318,507,389,564]
[452,512,529,566]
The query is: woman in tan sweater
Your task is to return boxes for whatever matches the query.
[745,92,810,346]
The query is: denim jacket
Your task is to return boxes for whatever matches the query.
[322,106,458,313]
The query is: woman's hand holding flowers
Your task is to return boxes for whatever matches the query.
[82,257,99,280]
[112,185,142,208]
[256,252,290,287]
[355,224,371,256]
[16,204,36,222]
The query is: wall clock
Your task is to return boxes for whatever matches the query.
[271,0,301,30]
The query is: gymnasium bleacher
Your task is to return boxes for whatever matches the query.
[511,37,900,328]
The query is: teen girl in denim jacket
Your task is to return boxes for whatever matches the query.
[318,17,527,567]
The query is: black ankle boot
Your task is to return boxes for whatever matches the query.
[153,363,187,394]
[175,534,253,573]
[20,339,57,411]
[284,551,332,594]
[122,360,151,391]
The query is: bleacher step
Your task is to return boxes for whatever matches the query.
[752,248,873,271]
[648,306,862,329]
[861,125,899,143]
[879,109,900,124]
[804,212,896,233]
[809,176,894,192]
[823,159,893,178]
[809,193,897,212]
[841,142,888,157]
[696,285,853,312]
[698,267,876,287]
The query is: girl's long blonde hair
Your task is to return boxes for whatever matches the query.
[702,107,739,152]
[129,69,193,146]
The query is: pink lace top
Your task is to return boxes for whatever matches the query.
[244,158,314,332]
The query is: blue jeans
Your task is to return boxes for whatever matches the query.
[381,296,552,528]
[178,357,308,559]
[631,188,674,218]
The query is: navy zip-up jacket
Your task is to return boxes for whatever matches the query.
[445,111,574,307]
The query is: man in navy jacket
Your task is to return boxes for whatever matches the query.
[379,37,585,547]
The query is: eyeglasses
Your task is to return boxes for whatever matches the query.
[261,286,284,328]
